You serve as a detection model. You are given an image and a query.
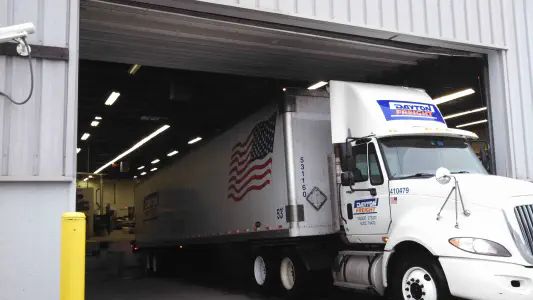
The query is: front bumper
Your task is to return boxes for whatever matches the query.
[440,257,533,300]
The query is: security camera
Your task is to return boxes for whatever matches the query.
[0,23,35,44]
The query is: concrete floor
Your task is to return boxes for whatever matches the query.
[85,238,381,300]
[86,269,381,300]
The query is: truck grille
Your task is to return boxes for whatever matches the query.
[515,205,533,256]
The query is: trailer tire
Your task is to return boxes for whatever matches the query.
[279,253,309,299]
[251,251,279,293]
[391,253,452,300]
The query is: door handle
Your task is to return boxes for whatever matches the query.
[346,204,353,220]
[347,188,377,196]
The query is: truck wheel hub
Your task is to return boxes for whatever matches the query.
[402,267,437,300]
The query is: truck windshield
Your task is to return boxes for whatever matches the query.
[379,136,487,180]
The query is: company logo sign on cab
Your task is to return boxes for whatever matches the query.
[377,100,445,124]
[354,198,379,215]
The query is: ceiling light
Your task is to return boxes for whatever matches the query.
[83,177,89,182]
[88,175,93,178]
[151,168,158,172]
[91,121,99,127]
[76,148,81,154]
[128,64,141,75]
[444,107,487,120]
[434,88,475,105]
[93,124,170,174]
[137,166,145,170]
[456,119,488,128]
[151,159,160,164]
[134,176,138,179]
[188,137,202,144]
[308,81,328,90]
[105,91,120,106]
[167,150,179,157]
[81,133,90,140]
[95,116,102,120]
[140,172,147,176]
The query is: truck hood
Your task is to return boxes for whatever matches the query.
[396,174,533,209]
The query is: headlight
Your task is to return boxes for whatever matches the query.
[449,238,511,257]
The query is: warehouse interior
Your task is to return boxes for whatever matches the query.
[76,0,492,297]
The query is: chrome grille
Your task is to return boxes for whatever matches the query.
[515,205,533,256]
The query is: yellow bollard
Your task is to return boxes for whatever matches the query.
[60,212,86,300]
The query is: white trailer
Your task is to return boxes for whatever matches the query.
[135,81,533,300]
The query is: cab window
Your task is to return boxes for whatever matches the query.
[351,142,384,185]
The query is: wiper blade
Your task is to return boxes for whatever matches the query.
[396,173,434,179]
[452,171,470,174]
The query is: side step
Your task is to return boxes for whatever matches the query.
[338,250,383,256]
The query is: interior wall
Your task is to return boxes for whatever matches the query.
[76,179,135,217]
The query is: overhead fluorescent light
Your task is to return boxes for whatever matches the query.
[137,166,145,170]
[81,133,90,140]
[308,81,328,90]
[93,124,170,174]
[188,137,202,144]
[151,159,160,164]
[167,150,179,157]
[456,119,488,128]
[434,88,475,105]
[128,64,141,75]
[95,116,102,120]
[88,175,93,178]
[76,148,81,154]
[444,107,487,120]
[151,168,158,172]
[83,177,89,182]
[91,121,100,127]
[105,91,121,106]
[133,176,138,179]
[140,172,147,176]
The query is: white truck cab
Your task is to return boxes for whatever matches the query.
[330,81,533,300]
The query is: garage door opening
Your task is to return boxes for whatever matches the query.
[76,1,492,299]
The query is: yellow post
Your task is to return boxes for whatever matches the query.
[60,212,86,300]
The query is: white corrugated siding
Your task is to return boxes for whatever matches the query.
[192,0,533,180]
[0,0,78,179]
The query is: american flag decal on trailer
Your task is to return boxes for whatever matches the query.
[228,113,276,201]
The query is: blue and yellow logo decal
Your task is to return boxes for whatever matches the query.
[377,100,445,124]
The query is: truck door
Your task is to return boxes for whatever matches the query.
[345,140,391,235]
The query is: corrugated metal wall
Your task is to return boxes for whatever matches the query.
[0,0,78,180]
[194,0,533,180]
[0,1,78,299]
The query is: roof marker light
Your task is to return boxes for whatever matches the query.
[105,91,120,106]
[433,88,475,105]
[456,119,488,128]
[308,81,328,90]
[443,107,487,120]
[93,124,170,174]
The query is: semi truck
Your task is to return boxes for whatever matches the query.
[134,81,533,300]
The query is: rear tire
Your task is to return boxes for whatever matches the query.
[279,253,309,299]
[391,253,452,300]
[251,251,279,294]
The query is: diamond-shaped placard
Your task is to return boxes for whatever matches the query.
[306,187,328,211]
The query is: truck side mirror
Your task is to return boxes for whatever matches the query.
[341,171,354,186]
[338,141,354,171]
[480,148,490,173]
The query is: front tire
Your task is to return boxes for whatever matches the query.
[392,253,452,300]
